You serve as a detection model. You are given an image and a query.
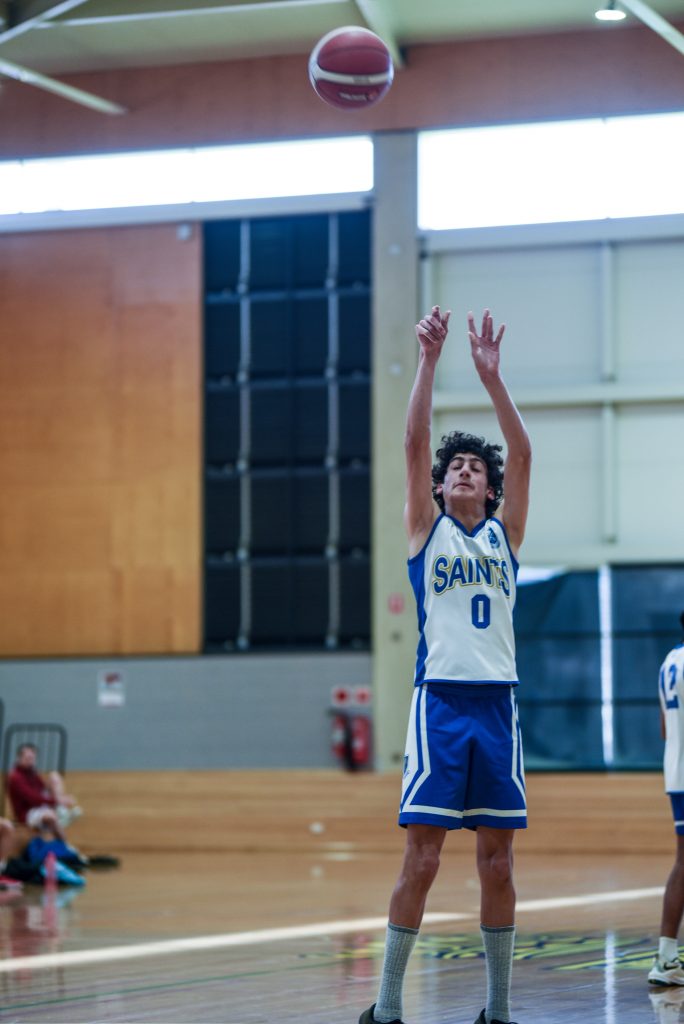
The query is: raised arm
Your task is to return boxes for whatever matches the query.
[467,309,531,557]
[404,305,450,556]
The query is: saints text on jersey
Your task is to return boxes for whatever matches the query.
[431,554,511,597]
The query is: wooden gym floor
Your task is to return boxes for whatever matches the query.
[0,771,680,1023]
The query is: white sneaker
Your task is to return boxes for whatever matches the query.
[648,956,684,986]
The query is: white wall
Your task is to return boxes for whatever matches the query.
[0,653,371,770]
[421,218,684,567]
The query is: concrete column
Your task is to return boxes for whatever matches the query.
[371,132,420,772]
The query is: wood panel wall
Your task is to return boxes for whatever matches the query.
[0,22,683,159]
[27,769,673,857]
[0,224,202,656]
[1,20,683,659]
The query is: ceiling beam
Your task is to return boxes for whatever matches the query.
[619,0,684,58]
[354,0,403,68]
[44,0,349,29]
[0,55,127,113]
[1,0,92,42]
[0,1,128,114]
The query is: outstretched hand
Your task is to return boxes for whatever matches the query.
[416,305,451,362]
[467,308,505,381]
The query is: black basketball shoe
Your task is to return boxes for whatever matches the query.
[474,1011,519,1024]
[359,1005,405,1024]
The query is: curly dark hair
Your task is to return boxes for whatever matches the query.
[432,430,504,518]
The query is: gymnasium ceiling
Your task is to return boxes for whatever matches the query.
[0,0,683,111]
[2,0,684,73]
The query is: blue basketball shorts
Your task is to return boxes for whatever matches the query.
[668,793,684,835]
[399,682,527,831]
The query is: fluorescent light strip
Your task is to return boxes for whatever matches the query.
[0,137,373,217]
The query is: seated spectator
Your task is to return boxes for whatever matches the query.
[0,817,22,890]
[7,743,83,841]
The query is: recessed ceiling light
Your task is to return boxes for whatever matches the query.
[595,2,627,21]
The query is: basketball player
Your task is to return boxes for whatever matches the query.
[359,306,531,1024]
[649,613,684,987]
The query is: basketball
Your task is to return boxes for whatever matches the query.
[308,26,394,111]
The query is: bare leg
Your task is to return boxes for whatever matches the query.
[477,827,516,927]
[388,824,447,928]
[372,825,447,1022]
[0,819,15,866]
[47,772,76,807]
[661,835,684,939]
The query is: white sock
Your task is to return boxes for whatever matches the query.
[659,936,679,962]
[374,922,419,1022]
[482,924,516,1024]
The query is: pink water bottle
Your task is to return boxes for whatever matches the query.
[44,850,57,891]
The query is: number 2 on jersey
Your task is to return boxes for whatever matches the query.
[666,662,680,709]
[471,594,491,630]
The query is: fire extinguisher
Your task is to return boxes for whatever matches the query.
[331,712,351,763]
[351,715,372,768]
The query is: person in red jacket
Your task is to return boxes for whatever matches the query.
[7,743,82,841]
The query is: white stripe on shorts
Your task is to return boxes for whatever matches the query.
[463,807,528,818]
[406,805,527,819]
[510,691,526,801]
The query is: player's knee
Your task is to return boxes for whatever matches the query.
[478,848,513,887]
[406,844,441,888]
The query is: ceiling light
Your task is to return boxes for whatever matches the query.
[595,2,627,20]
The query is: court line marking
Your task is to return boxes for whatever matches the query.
[516,887,664,912]
[0,887,664,974]
[0,912,472,974]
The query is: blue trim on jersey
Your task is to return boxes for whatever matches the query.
[490,516,519,578]
[444,514,488,538]
[415,634,429,686]
[407,514,444,566]
[407,553,426,615]
[424,677,519,687]
[408,516,442,687]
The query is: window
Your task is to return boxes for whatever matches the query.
[0,136,373,217]
[418,111,684,230]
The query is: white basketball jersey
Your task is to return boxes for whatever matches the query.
[408,514,518,686]
[659,642,684,792]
